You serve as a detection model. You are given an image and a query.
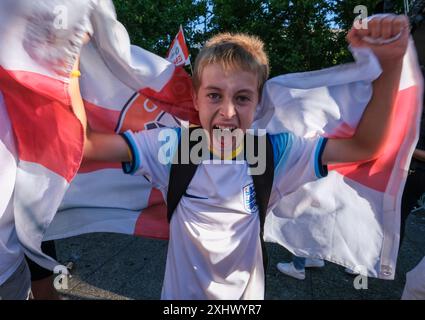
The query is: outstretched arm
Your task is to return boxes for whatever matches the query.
[322,14,410,165]
[68,39,130,162]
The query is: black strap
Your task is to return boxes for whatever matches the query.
[246,133,274,272]
[167,127,205,222]
[167,129,274,271]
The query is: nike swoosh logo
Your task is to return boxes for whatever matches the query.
[183,192,209,200]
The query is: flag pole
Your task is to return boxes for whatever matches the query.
[180,24,194,76]
[188,55,194,76]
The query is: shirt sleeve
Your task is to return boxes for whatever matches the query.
[120,127,180,189]
[269,132,328,207]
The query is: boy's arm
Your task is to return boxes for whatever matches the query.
[69,54,130,163]
[322,15,410,165]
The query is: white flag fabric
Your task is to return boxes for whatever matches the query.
[260,42,423,279]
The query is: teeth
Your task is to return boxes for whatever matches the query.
[214,125,236,131]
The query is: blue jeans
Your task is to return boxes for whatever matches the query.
[293,256,306,271]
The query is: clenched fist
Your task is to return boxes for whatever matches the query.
[347,14,410,67]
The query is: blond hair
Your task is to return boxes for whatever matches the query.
[193,33,269,94]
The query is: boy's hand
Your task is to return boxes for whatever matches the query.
[82,33,91,45]
[69,33,91,78]
[346,14,409,67]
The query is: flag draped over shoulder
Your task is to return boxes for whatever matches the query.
[259,43,423,279]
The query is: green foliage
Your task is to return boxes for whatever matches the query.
[112,0,406,76]
[112,0,205,56]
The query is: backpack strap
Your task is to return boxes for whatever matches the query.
[245,133,275,272]
[247,133,274,232]
[167,127,205,222]
[167,129,275,272]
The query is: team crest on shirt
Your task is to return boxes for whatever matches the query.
[243,183,258,214]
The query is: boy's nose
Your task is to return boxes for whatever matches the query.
[220,102,237,119]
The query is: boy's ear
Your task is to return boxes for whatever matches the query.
[192,89,199,111]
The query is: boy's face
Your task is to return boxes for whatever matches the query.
[193,63,259,152]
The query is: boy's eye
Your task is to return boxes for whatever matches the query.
[236,96,251,104]
[207,93,221,101]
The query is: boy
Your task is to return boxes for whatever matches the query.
[70,15,409,299]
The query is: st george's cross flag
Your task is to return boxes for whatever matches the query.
[0,0,195,272]
[166,26,191,67]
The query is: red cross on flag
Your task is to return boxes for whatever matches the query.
[166,26,191,67]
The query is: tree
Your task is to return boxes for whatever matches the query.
[112,0,205,56]
[208,0,352,75]
[112,0,407,76]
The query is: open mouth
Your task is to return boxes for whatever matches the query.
[212,125,237,132]
[211,125,243,154]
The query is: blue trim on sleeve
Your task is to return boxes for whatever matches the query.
[165,127,181,171]
[174,127,181,145]
[269,133,287,169]
[269,132,293,171]
[314,137,328,178]
[120,131,141,175]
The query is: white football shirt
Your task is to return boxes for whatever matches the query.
[122,127,327,299]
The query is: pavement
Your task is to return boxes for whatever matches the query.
[54,211,425,300]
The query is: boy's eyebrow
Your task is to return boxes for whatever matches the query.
[235,89,255,95]
[203,87,256,95]
[204,86,223,91]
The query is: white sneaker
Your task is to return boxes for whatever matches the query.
[276,262,306,280]
[305,258,325,268]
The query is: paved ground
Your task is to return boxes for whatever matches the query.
[54,211,425,300]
